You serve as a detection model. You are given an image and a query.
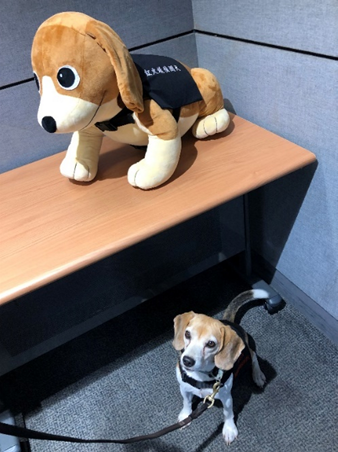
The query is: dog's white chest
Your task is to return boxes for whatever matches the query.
[194,386,215,400]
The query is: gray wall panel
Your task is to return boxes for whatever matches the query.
[193,0,338,57]
[197,33,338,320]
[0,35,197,173]
[0,0,193,87]
[0,82,71,173]
[132,33,198,67]
[196,34,337,153]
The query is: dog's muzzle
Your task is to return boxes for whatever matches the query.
[42,116,57,133]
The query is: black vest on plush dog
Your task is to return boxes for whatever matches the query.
[95,54,203,132]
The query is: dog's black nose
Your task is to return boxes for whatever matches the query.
[41,116,57,133]
[183,356,195,368]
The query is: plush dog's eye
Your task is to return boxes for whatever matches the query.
[185,330,191,339]
[33,72,40,92]
[206,340,216,348]
[57,66,80,90]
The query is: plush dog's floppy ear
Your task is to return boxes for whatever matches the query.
[85,19,144,113]
[214,326,245,371]
[173,312,195,350]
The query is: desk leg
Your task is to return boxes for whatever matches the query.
[0,408,21,452]
[0,343,27,452]
[243,194,284,314]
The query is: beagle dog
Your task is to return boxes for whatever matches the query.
[173,289,268,444]
[31,12,230,190]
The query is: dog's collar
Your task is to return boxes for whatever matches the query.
[178,346,252,390]
[95,107,135,132]
[179,361,230,390]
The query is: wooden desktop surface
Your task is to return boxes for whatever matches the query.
[0,115,316,304]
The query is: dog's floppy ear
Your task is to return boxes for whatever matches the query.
[214,326,245,371]
[85,19,144,113]
[173,312,195,351]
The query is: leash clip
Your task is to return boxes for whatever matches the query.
[203,381,221,408]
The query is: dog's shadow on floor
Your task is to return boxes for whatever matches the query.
[232,357,277,419]
[192,357,277,451]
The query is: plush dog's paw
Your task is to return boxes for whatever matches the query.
[222,420,238,445]
[60,158,96,182]
[128,159,171,190]
[253,367,267,388]
[192,108,230,139]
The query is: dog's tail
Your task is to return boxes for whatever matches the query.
[223,289,269,323]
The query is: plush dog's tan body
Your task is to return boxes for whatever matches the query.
[31,12,230,189]
[173,289,268,444]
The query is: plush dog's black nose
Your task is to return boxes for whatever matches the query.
[183,356,195,368]
[41,116,57,133]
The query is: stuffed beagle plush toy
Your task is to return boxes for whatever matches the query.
[31,12,230,189]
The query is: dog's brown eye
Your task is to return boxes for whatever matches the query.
[185,330,191,339]
[57,66,80,90]
[206,340,216,348]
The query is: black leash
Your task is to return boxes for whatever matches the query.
[0,401,211,445]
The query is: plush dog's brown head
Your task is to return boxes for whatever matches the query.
[31,12,143,134]
[173,312,245,372]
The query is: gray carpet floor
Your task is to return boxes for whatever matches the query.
[1,263,337,452]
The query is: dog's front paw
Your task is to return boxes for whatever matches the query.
[253,368,267,388]
[128,159,170,190]
[222,420,238,445]
[178,409,192,428]
[60,157,96,182]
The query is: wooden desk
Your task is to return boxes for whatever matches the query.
[0,114,316,305]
